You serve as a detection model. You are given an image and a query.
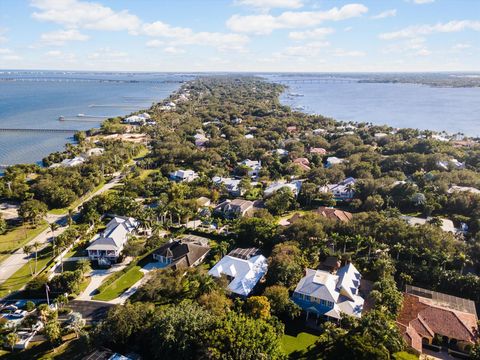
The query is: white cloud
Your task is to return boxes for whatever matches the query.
[371,9,397,20]
[226,4,368,34]
[40,29,89,45]
[143,21,249,51]
[332,48,365,57]
[0,48,13,55]
[380,20,480,40]
[31,0,141,32]
[87,48,128,61]
[288,27,334,40]
[164,46,186,54]
[1,54,23,61]
[235,0,303,9]
[452,43,471,50]
[146,39,164,48]
[282,41,330,56]
[416,48,431,56]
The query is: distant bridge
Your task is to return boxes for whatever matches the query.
[0,128,79,133]
[276,78,358,84]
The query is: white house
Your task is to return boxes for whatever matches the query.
[319,177,356,201]
[58,156,86,168]
[264,180,303,198]
[448,185,480,195]
[86,216,138,265]
[212,176,243,196]
[239,159,262,178]
[292,263,364,321]
[169,169,199,182]
[400,216,459,234]
[208,248,268,297]
[194,133,209,147]
[325,157,345,168]
[123,112,151,125]
[437,159,465,171]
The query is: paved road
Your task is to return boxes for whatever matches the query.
[0,174,122,287]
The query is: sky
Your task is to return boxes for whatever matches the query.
[0,0,479,72]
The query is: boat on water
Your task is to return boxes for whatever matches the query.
[288,92,304,97]
[58,116,65,121]
[77,113,85,117]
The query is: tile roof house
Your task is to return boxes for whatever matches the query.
[293,157,311,171]
[87,216,138,266]
[309,147,327,155]
[214,199,254,218]
[153,235,210,270]
[397,286,478,354]
[169,169,199,182]
[292,263,364,321]
[208,247,268,297]
[314,207,353,222]
[319,177,356,201]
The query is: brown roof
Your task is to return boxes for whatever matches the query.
[293,158,311,171]
[315,207,353,222]
[397,293,478,353]
[154,239,210,269]
[310,147,327,154]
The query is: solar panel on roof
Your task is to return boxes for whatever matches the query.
[406,285,477,316]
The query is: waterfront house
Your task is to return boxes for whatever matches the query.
[212,176,244,196]
[319,177,356,201]
[153,235,210,270]
[208,247,268,297]
[264,180,303,198]
[169,169,199,183]
[325,156,345,168]
[397,285,478,355]
[291,263,364,321]
[49,156,86,168]
[85,147,104,157]
[214,199,254,218]
[238,159,261,178]
[86,216,138,266]
[123,112,151,125]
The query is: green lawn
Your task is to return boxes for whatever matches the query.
[0,247,53,298]
[281,332,318,355]
[393,352,419,360]
[49,181,106,215]
[0,222,48,264]
[92,265,144,301]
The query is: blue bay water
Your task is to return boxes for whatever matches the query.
[0,71,191,165]
[264,74,480,137]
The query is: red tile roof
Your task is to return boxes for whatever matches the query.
[315,207,353,222]
[397,293,478,353]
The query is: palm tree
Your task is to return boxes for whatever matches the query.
[23,244,33,276]
[49,223,59,257]
[32,241,41,274]
[67,209,74,227]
